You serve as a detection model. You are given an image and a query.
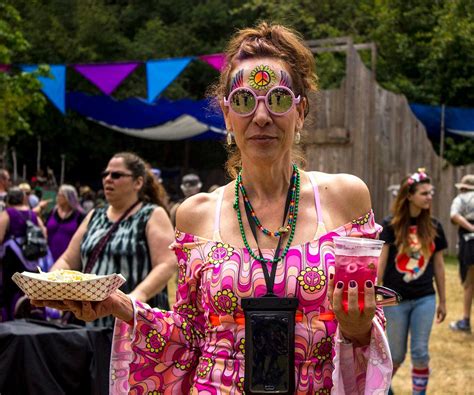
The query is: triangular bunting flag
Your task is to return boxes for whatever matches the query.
[199,53,226,71]
[73,62,139,95]
[22,64,66,113]
[146,57,193,102]
[0,65,11,73]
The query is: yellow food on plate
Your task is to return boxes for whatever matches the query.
[45,269,98,282]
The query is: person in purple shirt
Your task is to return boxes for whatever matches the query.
[46,184,85,261]
[0,187,47,321]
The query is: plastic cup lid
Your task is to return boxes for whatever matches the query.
[333,236,385,248]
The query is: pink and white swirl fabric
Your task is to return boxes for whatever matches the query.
[110,210,392,394]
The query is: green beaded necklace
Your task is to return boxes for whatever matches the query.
[233,165,300,264]
[238,166,298,237]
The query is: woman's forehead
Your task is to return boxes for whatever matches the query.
[415,182,433,192]
[229,58,293,90]
[107,157,126,169]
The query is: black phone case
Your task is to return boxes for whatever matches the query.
[242,296,298,395]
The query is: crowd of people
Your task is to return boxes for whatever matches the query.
[0,22,472,395]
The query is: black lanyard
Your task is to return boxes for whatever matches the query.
[243,179,294,295]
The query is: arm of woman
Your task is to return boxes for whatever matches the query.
[451,213,474,232]
[37,216,47,238]
[433,250,447,323]
[328,176,392,393]
[35,231,205,395]
[329,174,374,346]
[0,211,10,244]
[50,210,94,271]
[128,206,177,302]
[33,199,52,216]
[32,289,133,322]
[377,244,390,286]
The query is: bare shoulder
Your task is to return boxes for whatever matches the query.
[176,185,226,236]
[309,171,372,225]
[149,205,170,222]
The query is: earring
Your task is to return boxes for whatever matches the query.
[226,132,233,146]
[295,131,301,145]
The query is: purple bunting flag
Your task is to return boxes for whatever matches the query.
[199,53,226,71]
[0,64,11,73]
[73,62,139,95]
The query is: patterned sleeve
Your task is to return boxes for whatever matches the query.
[109,231,206,395]
[331,211,393,394]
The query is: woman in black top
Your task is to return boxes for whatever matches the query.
[378,169,447,395]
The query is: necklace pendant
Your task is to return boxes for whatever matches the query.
[278,226,289,234]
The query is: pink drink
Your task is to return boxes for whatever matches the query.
[334,255,378,311]
[333,237,384,312]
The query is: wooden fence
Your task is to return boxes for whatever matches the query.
[303,42,474,255]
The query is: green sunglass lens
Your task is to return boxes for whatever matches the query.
[230,90,256,114]
[268,88,293,113]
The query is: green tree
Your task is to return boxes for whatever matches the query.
[7,0,474,177]
[0,2,46,142]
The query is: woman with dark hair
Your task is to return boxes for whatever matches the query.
[34,23,391,393]
[378,169,447,395]
[46,184,85,261]
[0,187,48,321]
[50,152,176,326]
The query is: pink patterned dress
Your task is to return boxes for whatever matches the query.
[110,174,392,394]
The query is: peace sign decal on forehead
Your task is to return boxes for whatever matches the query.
[248,65,276,90]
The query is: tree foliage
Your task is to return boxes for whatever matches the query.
[0,2,46,140]
[5,0,474,179]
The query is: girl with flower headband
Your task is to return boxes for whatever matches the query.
[378,168,447,395]
[33,23,392,394]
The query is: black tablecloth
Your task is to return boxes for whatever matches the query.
[0,319,112,395]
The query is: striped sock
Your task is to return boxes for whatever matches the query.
[412,366,430,395]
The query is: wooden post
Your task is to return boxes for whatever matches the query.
[11,147,17,182]
[437,103,446,187]
[0,143,7,169]
[36,137,41,172]
[371,43,377,78]
[183,140,190,173]
[440,104,446,159]
[60,154,66,185]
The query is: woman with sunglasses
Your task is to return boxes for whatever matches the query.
[49,152,177,327]
[34,23,391,393]
[378,169,447,395]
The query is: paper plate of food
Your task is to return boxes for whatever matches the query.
[12,269,126,301]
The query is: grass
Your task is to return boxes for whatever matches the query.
[167,256,473,393]
[391,255,474,394]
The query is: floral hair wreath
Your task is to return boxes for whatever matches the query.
[407,167,428,185]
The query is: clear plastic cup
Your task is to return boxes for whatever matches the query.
[333,236,385,311]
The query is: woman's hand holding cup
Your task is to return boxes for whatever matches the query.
[328,271,375,346]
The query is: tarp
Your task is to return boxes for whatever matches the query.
[66,92,226,141]
[410,103,474,140]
